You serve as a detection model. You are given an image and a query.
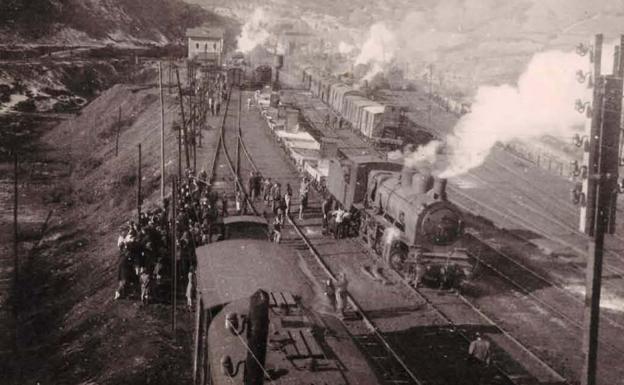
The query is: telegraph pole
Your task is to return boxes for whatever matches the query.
[13,151,19,358]
[175,68,191,171]
[427,63,433,126]
[578,34,623,385]
[171,178,177,337]
[159,61,166,201]
[137,144,142,224]
[115,106,121,157]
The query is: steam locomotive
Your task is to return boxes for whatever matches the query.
[326,151,473,288]
[192,231,382,385]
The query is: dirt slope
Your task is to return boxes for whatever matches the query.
[16,68,200,384]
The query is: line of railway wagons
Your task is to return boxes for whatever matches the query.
[299,66,403,143]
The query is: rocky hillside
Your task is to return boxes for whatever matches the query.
[0,0,233,45]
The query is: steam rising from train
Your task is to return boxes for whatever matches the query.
[355,23,398,81]
[403,50,590,177]
[236,8,271,53]
[338,41,355,55]
[353,11,467,81]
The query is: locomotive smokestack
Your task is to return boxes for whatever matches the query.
[245,290,270,385]
[400,167,416,187]
[412,170,433,194]
[432,178,447,200]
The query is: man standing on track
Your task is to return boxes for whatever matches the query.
[321,195,332,233]
[332,206,347,239]
[468,332,491,384]
[284,183,293,215]
[335,273,349,319]
[299,177,310,220]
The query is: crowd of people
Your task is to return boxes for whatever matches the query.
[113,168,319,305]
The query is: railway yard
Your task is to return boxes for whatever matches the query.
[2,5,624,385]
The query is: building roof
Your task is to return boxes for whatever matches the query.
[186,27,225,39]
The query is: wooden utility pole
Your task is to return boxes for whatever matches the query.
[159,62,166,201]
[13,152,18,290]
[175,68,191,171]
[175,121,182,182]
[13,152,19,346]
[168,60,173,94]
[137,144,142,223]
[171,178,177,336]
[198,88,204,148]
[428,63,433,126]
[115,106,121,157]
[189,88,196,173]
[236,90,241,176]
[580,34,623,385]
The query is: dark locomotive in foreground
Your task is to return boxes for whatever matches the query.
[324,150,473,288]
[192,232,381,385]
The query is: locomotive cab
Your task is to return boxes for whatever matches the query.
[326,151,402,210]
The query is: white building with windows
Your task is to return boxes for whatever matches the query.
[186,27,224,65]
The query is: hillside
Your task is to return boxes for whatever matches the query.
[190,0,624,93]
[0,0,233,46]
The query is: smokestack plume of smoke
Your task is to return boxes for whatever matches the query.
[338,41,355,55]
[404,140,442,169]
[355,23,399,81]
[236,8,271,53]
[434,50,590,178]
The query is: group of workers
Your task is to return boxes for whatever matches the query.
[263,175,311,243]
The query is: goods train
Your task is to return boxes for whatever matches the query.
[300,67,403,145]
[192,221,382,385]
[325,149,472,288]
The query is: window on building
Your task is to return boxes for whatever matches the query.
[204,43,207,50]
[196,43,199,49]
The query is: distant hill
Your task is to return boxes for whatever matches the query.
[0,0,236,46]
[189,0,624,93]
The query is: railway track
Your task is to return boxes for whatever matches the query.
[197,85,624,384]
[212,89,573,385]
[278,76,624,383]
[447,180,624,331]
[202,88,428,384]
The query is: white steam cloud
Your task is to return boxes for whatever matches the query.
[404,140,442,169]
[434,50,589,177]
[352,11,469,81]
[338,41,355,55]
[355,23,399,80]
[236,8,271,53]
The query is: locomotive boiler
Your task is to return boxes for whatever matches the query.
[326,152,473,288]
